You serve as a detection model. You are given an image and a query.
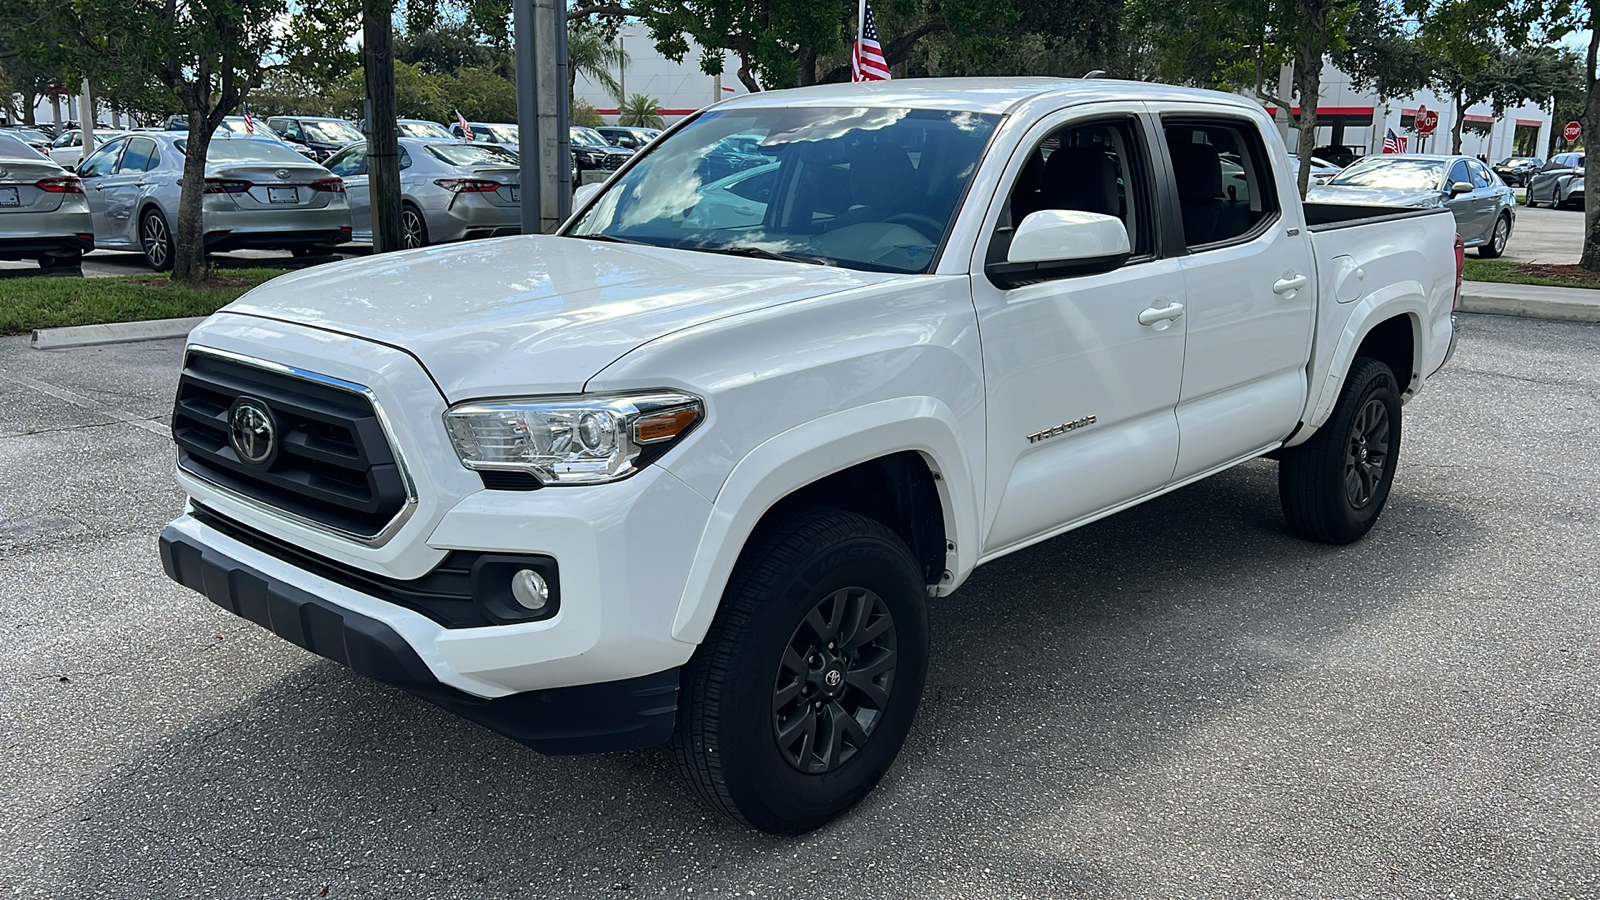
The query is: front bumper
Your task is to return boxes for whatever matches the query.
[160,524,680,753]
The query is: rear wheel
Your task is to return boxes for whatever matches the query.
[671,509,930,834]
[1477,213,1511,258]
[139,209,173,271]
[401,204,429,249]
[1278,357,1402,544]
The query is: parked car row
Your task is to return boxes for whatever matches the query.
[1526,152,1584,209]
[1307,153,1517,257]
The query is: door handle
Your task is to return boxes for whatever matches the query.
[1138,302,1185,326]
[1273,273,1309,294]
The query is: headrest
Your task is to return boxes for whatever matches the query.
[849,142,916,211]
[1038,146,1120,218]
[1169,141,1223,201]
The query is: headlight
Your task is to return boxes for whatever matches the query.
[444,391,703,485]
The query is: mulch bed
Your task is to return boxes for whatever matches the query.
[1514,264,1600,284]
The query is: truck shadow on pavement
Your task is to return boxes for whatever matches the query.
[57,459,1481,898]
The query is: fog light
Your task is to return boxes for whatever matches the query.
[510,569,550,610]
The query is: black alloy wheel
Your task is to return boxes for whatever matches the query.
[771,586,898,774]
[1278,356,1403,544]
[672,508,930,834]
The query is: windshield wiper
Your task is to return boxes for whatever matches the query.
[569,233,650,245]
[693,244,836,266]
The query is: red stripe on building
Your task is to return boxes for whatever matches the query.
[1516,119,1542,127]
[592,109,702,116]
[1463,114,1494,124]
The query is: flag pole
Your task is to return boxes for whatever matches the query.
[856,0,866,80]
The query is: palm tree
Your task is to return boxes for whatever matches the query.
[567,25,625,104]
[619,94,664,129]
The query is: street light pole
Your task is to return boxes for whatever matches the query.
[514,0,542,234]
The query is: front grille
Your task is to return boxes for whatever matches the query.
[602,155,625,170]
[172,351,409,539]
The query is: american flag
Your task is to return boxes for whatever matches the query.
[853,1,891,82]
[456,110,473,142]
[1382,127,1406,154]
[240,101,254,135]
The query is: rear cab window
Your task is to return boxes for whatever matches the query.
[1161,118,1279,249]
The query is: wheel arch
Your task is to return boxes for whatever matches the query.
[1289,298,1426,449]
[668,397,978,646]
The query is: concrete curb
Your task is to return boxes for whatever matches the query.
[30,316,205,350]
[1458,281,1600,325]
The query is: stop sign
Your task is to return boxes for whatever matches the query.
[1416,108,1439,135]
[1564,121,1582,142]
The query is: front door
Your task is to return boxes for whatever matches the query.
[99,137,159,246]
[1152,112,1317,480]
[74,138,125,242]
[971,106,1187,558]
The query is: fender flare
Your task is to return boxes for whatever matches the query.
[1289,287,1426,448]
[668,396,979,645]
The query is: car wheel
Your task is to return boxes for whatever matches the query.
[401,204,429,249]
[140,209,174,271]
[1278,357,1402,545]
[671,508,930,834]
[1477,213,1511,259]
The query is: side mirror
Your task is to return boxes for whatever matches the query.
[989,210,1131,288]
[573,182,601,207]
[1449,181,1473,195]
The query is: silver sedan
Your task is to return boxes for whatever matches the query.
[1307,154,1517,258]
[0,131,94,269]
[75,133,353,270]
[324,138,521,248]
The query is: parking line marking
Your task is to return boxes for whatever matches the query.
[7,373,170,438]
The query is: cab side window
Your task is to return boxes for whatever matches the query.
[116,138,158,174]
[326,145,366,177]
[991,118,1152,264]
[1446,160,1470,188]
[1163,120,1278,248]
[1468,160,1492,188]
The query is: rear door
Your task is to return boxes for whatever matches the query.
[970,103,1188,556]
[1153,109,1316,480]
[326,144,369,237]
[99,137,158,245]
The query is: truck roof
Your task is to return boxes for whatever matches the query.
[715,77,1266,116]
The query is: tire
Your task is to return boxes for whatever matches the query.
[671,509,930,834]
[1278,357,1402,544]
[401,203,429,249]
[1477,213,1511,259]
[139,208,174,271]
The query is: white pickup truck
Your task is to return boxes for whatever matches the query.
[160,78,1460,833]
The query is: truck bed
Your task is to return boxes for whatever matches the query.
[1303,202,1449,232]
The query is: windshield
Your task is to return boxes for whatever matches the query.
[473,124,518,143]
[570,127,610,148]
[568,106,1000,274]
[399,121,452,139]
[218,119,281,139]
[1328,158,1445,191]
[427,142,519,166]
[303,119,363,144]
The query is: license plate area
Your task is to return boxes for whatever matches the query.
[267,186,298,204]
[0,187,20,208]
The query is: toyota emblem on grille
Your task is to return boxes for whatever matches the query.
[276,169,290,180]
[228,398,277,465]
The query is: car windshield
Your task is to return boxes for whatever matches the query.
[1328,158,1445,191]
[0,133,46,159]
[570,128,610,148]
[399,121,452,139]
[568,106,1001,274]
[8,129,48,143]
[427,142,519,166]
[218,119,281,139]
[184,138,314,164]
[303,119,363,144]
[473,124,518,143]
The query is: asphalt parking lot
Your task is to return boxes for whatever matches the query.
[1501,204,1585,265]
[1,314,1597,899]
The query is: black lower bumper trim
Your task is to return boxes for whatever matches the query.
[0,235,94,258]
[202,229,351,252]
[160,526,679,754]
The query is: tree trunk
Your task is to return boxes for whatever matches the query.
[1450,89,1466,155]
[1579,29,1600,270]
[737,53,761,92]
[171,106,214,283]
[1292,52,1320,200]
[797,44,817,87]
[22,90,36,126]
[364,0,404,253]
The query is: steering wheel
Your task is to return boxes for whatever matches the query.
[884,213,945,241]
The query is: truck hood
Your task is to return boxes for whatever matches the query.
[1305,184,1441,208]
[221,234,901,399]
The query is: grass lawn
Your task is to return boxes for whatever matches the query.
[1463,258,1600,290]
[0,267,285,334]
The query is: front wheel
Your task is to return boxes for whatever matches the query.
[671,509,930,834]
[1477,213,1511,258]
[1278,357,1402,544]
